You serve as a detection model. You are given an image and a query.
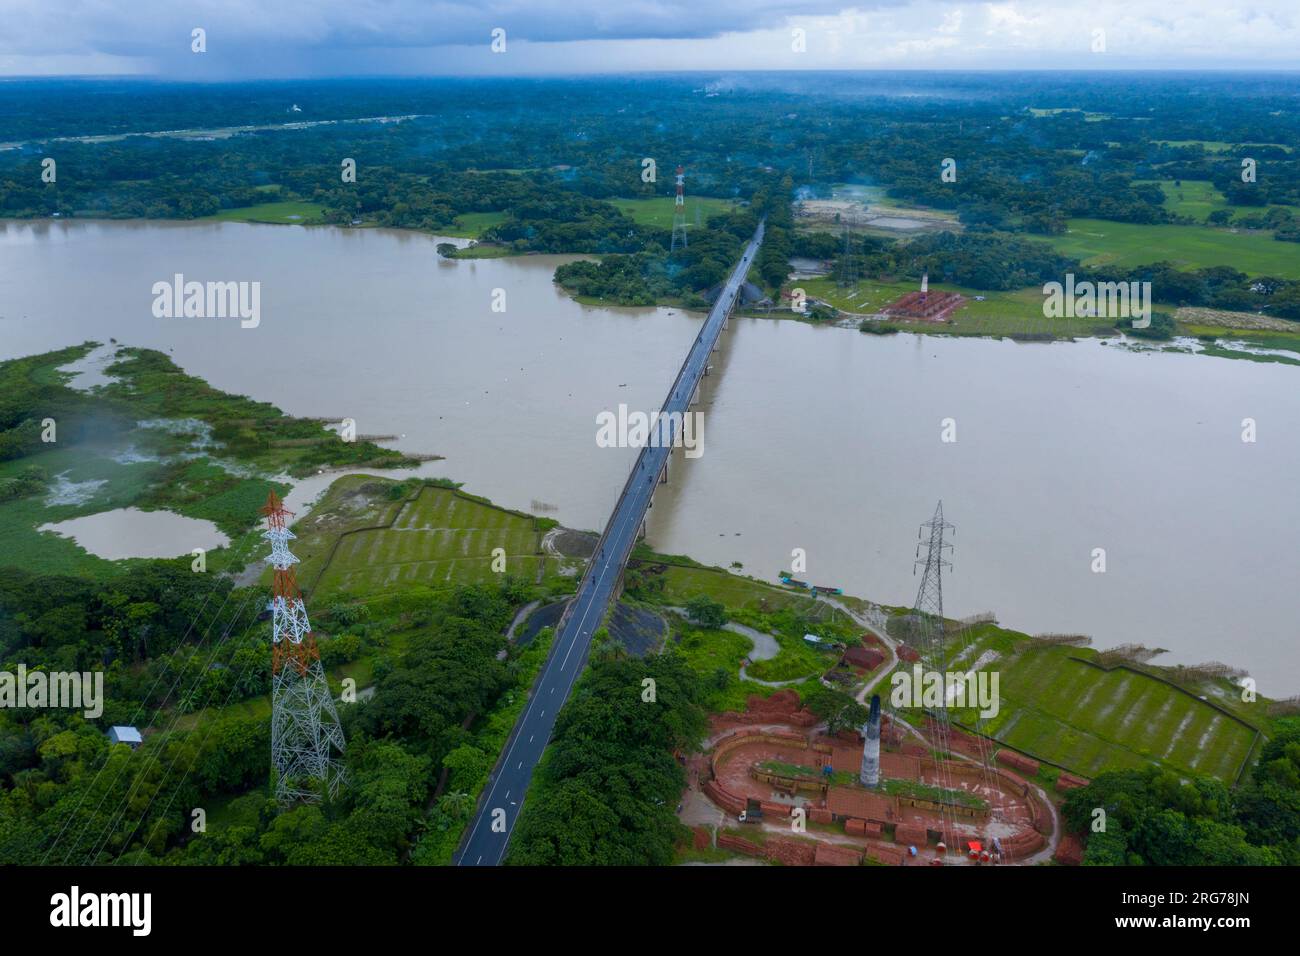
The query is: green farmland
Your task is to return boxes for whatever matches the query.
[1155,140,1293,154]
[923,624,1262,783]
[289,476,552,600]
[440,210,508,238]
[203,200,325,225]
[608,196,736,229]
[1138,179,1230,221]
[1046,218,1300,279]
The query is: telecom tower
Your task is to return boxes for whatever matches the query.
[262,490,346,804]
[671,164,688,251]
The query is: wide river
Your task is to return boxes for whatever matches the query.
[3,219,1298,693]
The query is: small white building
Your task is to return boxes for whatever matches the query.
[107,726,143,749]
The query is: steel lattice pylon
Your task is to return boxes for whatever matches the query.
[670,164,688,252]
[262,491,345,804]
[913,501,954,625]
[911,501,959,847]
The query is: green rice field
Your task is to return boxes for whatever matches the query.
[203,200,325,225]
[1046,218,1300,279]
[296,479,549,599]
[608,196,737,229]
[927,624,1261,782]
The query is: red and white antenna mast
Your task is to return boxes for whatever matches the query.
[671,164,688,251]
[262,490,345,804]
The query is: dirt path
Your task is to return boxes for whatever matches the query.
[505,599,541,643]
[813,596,901,706]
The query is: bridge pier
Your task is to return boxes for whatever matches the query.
[690,382,700,406]
[659,460,668,485]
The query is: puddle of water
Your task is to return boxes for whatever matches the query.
[277,463,447,521]
[45,472,108,506]
[40,507,230,559]
[58,343,121,390]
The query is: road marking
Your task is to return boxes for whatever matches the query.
[529,735,534,743]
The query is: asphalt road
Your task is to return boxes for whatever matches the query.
[456,220,765,866]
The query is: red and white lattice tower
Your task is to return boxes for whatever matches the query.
[262,490,345,804]
[671,164,688,251]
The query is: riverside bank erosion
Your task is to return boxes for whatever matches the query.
[3,219,1299,692]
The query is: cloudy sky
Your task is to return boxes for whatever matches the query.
[1,0,1297,77]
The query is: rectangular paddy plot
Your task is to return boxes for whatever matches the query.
[313,486,542,598]
[935,627,1258,783]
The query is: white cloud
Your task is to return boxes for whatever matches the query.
[0,0,1296,75]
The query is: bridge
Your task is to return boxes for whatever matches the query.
[456,220,765,866]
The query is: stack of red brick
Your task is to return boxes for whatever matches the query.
[865,844,907,866]
[814,844,862,866]
[996,749,1040,775]
[1054,833,1085,865]
[845,818,883,838]
[894,823,928,846]
[1056,771,1089,791]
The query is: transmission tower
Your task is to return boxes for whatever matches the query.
[911,501,958,851]
[836,225,858,288]
[262,490,346,804]
[913,501,954,626]
[671,164,688,252]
